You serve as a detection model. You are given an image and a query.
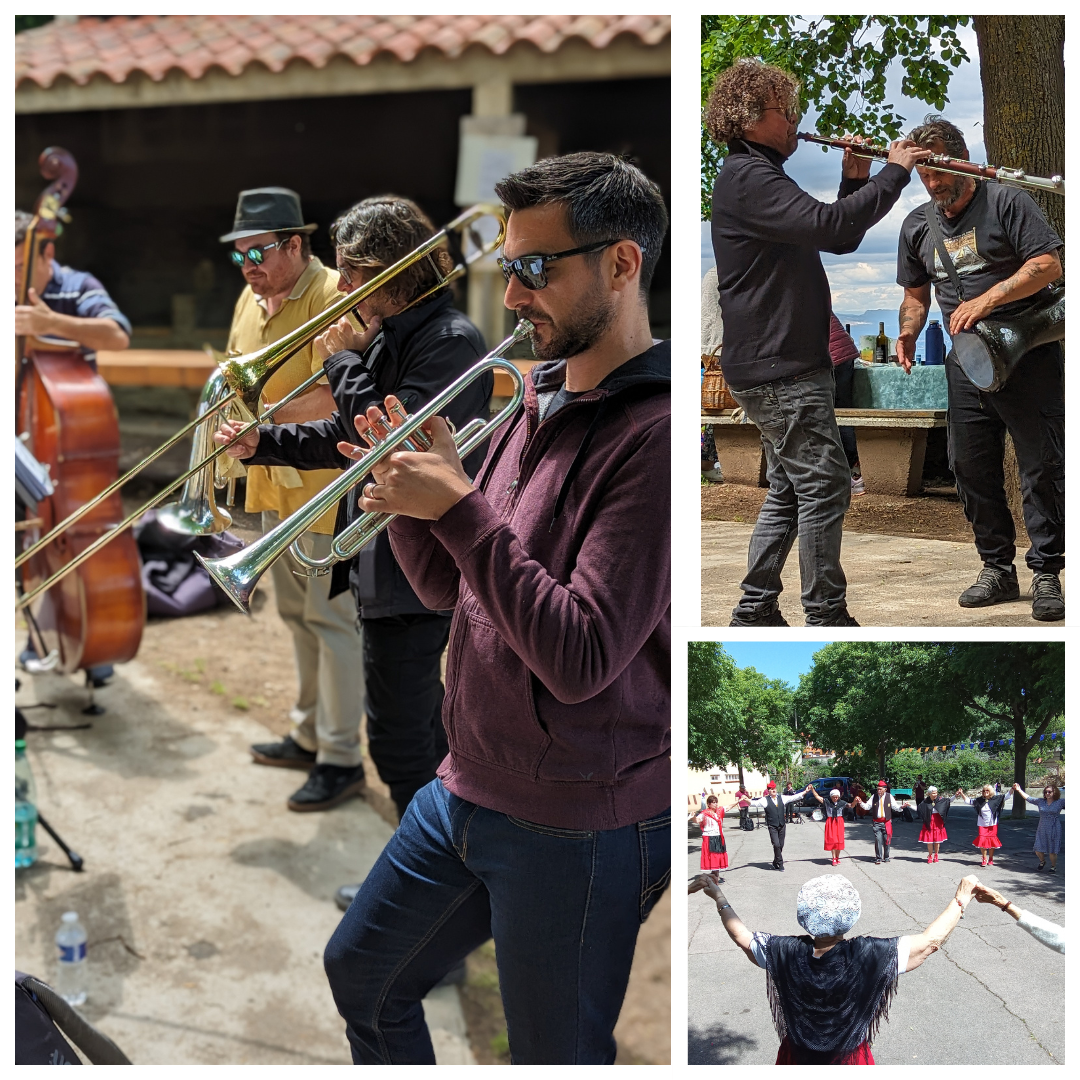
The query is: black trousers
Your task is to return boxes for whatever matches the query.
[767,823,787,867]
[946,341,1064,573]
[872,820,891,860]
[832,357,859,470]
[362,612,452,818]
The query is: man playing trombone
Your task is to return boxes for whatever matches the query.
[321,153,671,1064]
[216,196,491,831]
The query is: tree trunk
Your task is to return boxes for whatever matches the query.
[1012,724,1028,818]
[738,761,746,790]
[974,16,1065,247]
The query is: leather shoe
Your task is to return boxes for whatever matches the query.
[287,763,366,812]
[959,566,1019,608]
[251,735,316,770]
[1031,572,1065,621]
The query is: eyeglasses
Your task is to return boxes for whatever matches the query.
[230,241,283,267]
[763,105,801,122]
[497,238,631,291]
[336,262,358,288]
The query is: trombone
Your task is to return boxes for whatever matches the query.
[197,321,533,615]
[15,205,507,610]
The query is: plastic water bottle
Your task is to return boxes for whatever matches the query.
[15,739,38,869]
[55,912,88,1006]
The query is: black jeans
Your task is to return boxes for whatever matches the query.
[946,341,1064,573]
[832,357,859,470]
[872,820,891,860]
[767,823,787,867]
[362,612,452,818]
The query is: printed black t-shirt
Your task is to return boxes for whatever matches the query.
[896,182,1061,324]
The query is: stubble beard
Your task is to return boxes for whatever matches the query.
[523,278,617,362]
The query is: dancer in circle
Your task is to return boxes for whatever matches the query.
[917,786,962,863]
[853,781,904,864]
[806,786,851,866]
[959,784,1007,866]
[695,795,728,882]
[1013,781,1065,872]
[690,871,980,1063]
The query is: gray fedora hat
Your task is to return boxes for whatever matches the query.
[219,187,318,243]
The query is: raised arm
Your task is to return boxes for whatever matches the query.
[807,786,824,804]
[904,875,979,971]
[1012,782,1032,803]
[689,875,758,966]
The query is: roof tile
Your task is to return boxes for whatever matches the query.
[16,14,669,89]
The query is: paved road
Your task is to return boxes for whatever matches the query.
[688,802,1064,1065]
[701,521,1063,627]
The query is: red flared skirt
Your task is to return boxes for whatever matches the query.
[823,815,846,851]
[775,1036,875,1065]
[973,824,1002,849]
[700,836,729,870]
[919,813,947,844]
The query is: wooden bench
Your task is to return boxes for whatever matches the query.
[703,409,947,497]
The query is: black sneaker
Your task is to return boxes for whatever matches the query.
[815,611,860,627]
[251,735,317,770]
[287,763,366,812]
[1031,572,1065,622]
[958,566,1020,608]
[730,606,789,627]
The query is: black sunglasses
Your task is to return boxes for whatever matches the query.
[497,238,634,291]
[230,240,284,267]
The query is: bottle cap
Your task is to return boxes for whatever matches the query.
[16,739,27,751]
[62,911,79,923]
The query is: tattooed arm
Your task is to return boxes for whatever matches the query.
[896,284,931,373]
[949,251,1062,334]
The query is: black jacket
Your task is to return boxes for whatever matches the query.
[918,795,953,825]
[249,291,490,618]
[971,792,1008,827]
[710,139,911,391]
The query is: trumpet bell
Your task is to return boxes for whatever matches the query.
[195,548,258,615]
[157,497,232,536]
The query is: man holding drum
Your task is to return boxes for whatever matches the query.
[895,115,1064,620]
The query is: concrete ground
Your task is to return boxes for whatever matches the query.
[688,800,1064,1065]
[701,521,1061,627]
[14,660,473,1065]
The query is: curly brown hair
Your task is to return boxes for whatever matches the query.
[329,196,453,307]
[704,58,800,146]
[907,114,968,158]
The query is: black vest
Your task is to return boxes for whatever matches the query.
[870,792,893,821]
[763,794,786,828]
[822,798,848,819]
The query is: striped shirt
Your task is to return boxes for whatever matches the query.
[39,262,132,367]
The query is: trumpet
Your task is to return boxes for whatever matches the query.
[797,132,1066,195]
[15,205,506,610]
[197,320,533,615]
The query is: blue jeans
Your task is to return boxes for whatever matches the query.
[324,779,671,1064]
[730,366,851,624]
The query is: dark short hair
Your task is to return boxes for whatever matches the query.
[15,209,51,251]
[329,196,452,306]
[706,795,718,805]
[494,152,668,295]
[907,114,968,158]
[705,58,800,145]
[274,230,312,260]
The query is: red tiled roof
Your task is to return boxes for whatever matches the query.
[16,15,671,89]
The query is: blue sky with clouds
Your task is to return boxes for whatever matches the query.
[721,642,827,688]
[702,24,983,342]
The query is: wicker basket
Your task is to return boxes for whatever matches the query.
[701,353,736,412]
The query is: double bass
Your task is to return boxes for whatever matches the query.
[16,147,144,674]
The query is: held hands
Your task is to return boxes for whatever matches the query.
[313,315,381,360]
[14,289,56,337]
[887,139,933,173]
[214,418,260,460]
[972,883,1008,908]
[337,395,473,521]
[688,874,726,904]
[955,874,980,908]
[949,293,998,335]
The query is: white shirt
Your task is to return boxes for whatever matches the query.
[856,794,903,819]
[748,791,804,808]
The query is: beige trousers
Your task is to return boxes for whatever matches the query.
[262,512,365,768]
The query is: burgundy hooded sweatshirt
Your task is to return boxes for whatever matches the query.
[388,341,671,831]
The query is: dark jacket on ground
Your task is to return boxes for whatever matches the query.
[711,138,911,391]
[387,341,671,831]
[248,291,489,619]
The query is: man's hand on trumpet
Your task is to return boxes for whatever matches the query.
[213,418,260,460]
[337,394,474,521]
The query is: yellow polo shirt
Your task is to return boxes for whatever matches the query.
[226,257,341,534]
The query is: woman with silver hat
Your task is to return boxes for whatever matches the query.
[690,870,980,1063]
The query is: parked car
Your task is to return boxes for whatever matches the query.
[800,776,856,808]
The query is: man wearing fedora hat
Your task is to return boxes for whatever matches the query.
[221,186,366,813]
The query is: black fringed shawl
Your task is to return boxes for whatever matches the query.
[763,935,900,1063]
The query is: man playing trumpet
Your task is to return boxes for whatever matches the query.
[322,153,672,1064]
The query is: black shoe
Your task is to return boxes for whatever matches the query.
[251,735,317,770]
[1031,572,1065,621]
[730,606,789,627]
[875,859,881,865]
[883,858,891,863]
[287,763,366,812]
[815,611,860,627]
[958,565,1020,608]
[1036,862,1047,871]
[334,883,361,911]
[1048,865,1056,873]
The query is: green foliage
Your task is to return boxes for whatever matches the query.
[16,16,54,33]
[700,16,971,218]
[688,642,798,776]
[888,748,1004,791]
